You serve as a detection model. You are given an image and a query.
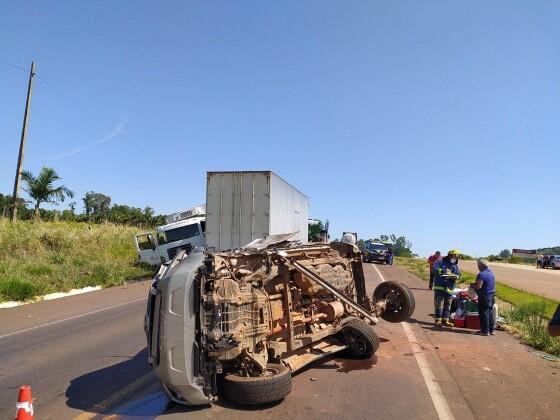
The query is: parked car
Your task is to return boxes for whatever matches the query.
[549,255,560,269]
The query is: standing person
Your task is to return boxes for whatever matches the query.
[432,250,460,327]
[386,245,394,265]
[537,254,544,269]
[470,258,496,336]
[427,251,441,289]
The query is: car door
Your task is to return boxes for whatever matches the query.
[135,233,161,265]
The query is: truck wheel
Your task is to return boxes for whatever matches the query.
[222,363,292,405]
[373,281,415,323]
[340,317,380,358]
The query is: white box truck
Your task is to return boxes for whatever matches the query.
[205,171,309,251]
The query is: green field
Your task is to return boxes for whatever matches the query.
[0,219,156,302]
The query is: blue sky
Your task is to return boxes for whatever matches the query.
[1,1,558,256]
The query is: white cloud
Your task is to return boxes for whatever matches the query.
[40,118,127,162]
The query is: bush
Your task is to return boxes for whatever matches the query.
[0,219,157,302]
[502,302,560,356]
[0,278,39,301]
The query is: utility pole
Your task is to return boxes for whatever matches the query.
[11,61,35,222]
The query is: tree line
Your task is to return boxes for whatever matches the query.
[1,166,165,227]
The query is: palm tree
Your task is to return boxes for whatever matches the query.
[21,167,74,219]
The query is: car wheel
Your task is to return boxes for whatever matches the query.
[222,363,292,405]
[339,317,380,358]
[373,281,415,323]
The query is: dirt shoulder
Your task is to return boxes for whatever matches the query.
[376,263,560,420]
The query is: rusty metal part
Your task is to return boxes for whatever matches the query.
[289,259,378,325]
[280,263,295,351]
[270,313,328,334]
[317,300,345,322]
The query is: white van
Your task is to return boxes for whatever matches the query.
[135,206,206,265]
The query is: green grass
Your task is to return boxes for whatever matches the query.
[0,219,156,302]
[501,302,560,356]
[394,256,431,282]
[395,256,560,356]
[495,282,558,319]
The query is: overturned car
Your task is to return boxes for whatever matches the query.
[145,238,414,406]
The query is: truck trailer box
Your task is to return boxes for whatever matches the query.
[206,171,309,251]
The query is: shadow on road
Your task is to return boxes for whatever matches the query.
[407,287,430,292]
[66,348,173,416]
[65,340,389,417]
[411,318,479,335]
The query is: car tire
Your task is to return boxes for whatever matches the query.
[222,363,292,405]
[340,317,380,358]
[373,281,415,323]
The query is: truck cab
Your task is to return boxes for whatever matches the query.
[135,205,206,265]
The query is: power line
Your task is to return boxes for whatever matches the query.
[1,58,115,132]
[0,59,28,73]
[36,74,116,133]
[2,58,150,158]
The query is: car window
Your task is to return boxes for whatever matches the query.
[137,234,154,250]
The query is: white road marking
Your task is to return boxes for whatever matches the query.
[0,297,146,340]
[371,263,455,420]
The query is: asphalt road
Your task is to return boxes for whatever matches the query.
[459,260,560,301]
[1,266,559,419]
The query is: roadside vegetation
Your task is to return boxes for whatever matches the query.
[395,256,560,356]
[0,219,156,302]
[1,166,166,226]
[501,302,560,356]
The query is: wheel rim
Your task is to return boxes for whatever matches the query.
[384,287,406,315]
[344,328,368,355]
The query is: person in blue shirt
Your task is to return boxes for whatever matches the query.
[432,249,461,327]
[470,258,496,336]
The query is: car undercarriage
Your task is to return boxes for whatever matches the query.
[146,239,415,405]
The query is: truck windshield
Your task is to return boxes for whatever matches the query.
[158,224,200,244]
[366,243,387,251]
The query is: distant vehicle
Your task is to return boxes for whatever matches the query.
[548,255,560,270]
[135,205,206,266]
[362,240,393,265]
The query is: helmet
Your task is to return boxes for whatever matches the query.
[448,249,460,256]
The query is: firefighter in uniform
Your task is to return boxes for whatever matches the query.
[432,249,461,327]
